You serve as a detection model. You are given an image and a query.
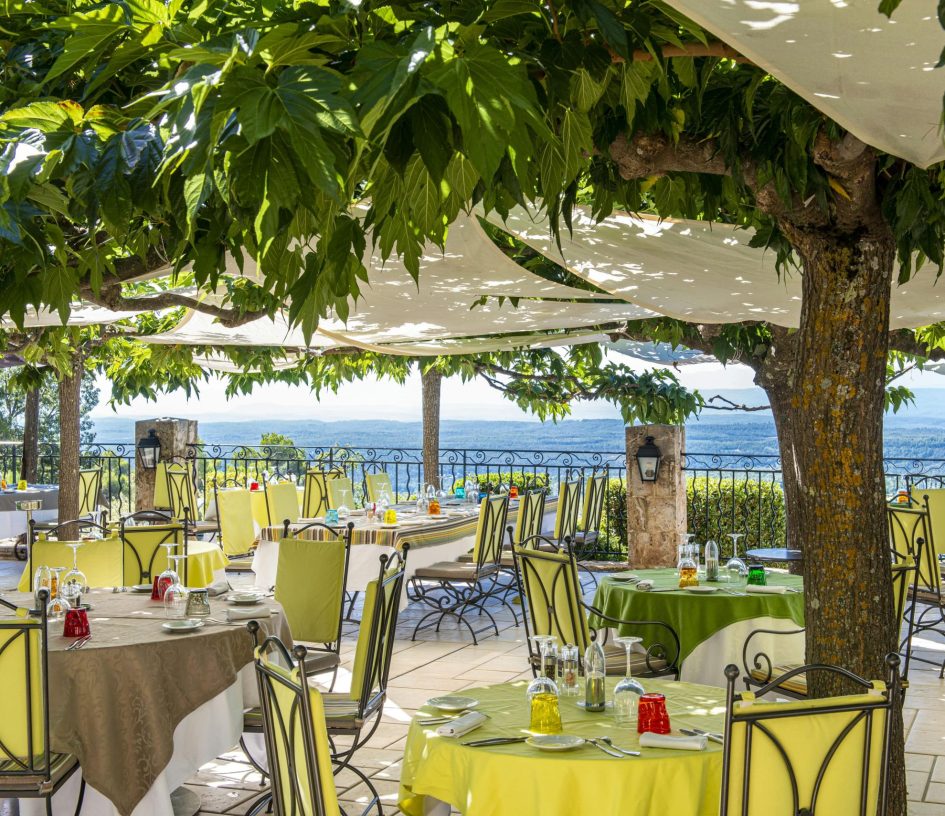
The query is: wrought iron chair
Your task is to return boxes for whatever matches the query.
[0,590,86,816]
[514,539,680,678]
[26,518,113,590]
[720,655,901,816]
[302,469,342,518]
[248,633,377,816]
[212,480,256,558]
[152,457,187,511]
[743,505,923,695]
[457,486,546,562]
[364,471,394,504]
[264,481,301,527]
[572,469,607,554]
[327,476,356,510]
[552,477,582,547]
[409,494,515,642]
[323,548,408,807]
[166,463,220,537]
[118,512,186,585]
[77,468,102,521]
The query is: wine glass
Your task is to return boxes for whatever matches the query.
[62,541,88,600]
[156,542,180,598]
[163,556,189,619]
[725,533,748,584]
[33,564,52,608]
[336,487,352,520]
[613,636,645,725]
[47,567,71,620]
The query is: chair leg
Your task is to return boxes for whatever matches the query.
[240,734,270,786]
[73,777,87,816]
[244,790,274,816]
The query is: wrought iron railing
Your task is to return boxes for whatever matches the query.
[3,440,945,557]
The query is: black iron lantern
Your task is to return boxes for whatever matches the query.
[137,429,161,470]
[635,436,662,483]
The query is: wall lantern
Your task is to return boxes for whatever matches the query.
[137,429,161,470]
[635,436,662,483]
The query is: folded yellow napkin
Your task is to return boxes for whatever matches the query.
[746,585,788,595]
[640,732,706,751]
[436,711,488,737]
[226,607,271,622]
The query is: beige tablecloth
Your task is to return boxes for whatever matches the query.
[3,590,289,816]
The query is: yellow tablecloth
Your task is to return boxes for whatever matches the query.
[399,677,725,816]
[18,538,229,590]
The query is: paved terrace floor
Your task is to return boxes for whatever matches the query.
[1,556,944,816]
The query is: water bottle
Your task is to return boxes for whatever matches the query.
[705,539,719,582]
[583,640,606,712]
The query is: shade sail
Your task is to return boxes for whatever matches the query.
[664,0,945,168]
[490,205,945,330]
[1,304,139,329]
[143,211,654,354]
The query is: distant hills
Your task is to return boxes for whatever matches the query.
[90,388,945,460]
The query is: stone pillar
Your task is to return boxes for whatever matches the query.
[625,424,686,567]
[134,418,198,511]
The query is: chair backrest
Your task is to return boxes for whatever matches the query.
[153,461,171,510]
[254,636,341,816]
[514,541,590,652]
[721,657,900,816]
[216,488,257,557]
[28,518,113,586]
[472,494,510,569]
[917,487,945,564]
[266,482,300,527]
[302,470,340,518]
[165,463,198,523]
[275,523,352,647]
[348,547,409,711]
[554,478,582,543]
[579,471,607,537]
[364,472,393,503]
[326,477,355,510]
[887,501,937,593]
[78,468,102,518]
[511,488,546,547]
[0,599,51,780]
[120,519,183,584]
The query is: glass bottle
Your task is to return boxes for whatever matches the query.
[678,553,699,588]
[559,644,580,696]
[526,637,562,734]
[583,640,606,712]
[705,540,719,582]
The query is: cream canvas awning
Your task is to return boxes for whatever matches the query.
[664,0,945,168]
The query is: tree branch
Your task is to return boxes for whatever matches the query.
[888,329,945,362]
[611,42,751,65]
[89,288,271,328]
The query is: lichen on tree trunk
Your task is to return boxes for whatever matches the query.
[422,368,442,491]
[57,351,83,540]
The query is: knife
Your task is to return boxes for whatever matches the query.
[462,736,528,747]
[683,727,724,744]
[586,738,625,758]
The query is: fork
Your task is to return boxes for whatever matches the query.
[67,635,91,650]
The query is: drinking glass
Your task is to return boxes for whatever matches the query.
[163,557,189,619]
[33,564,52,609]
[336,487,353,520]
[724,533,748,584]
[526,636,562,734]
[558,644,580,696]
[47,567,71,620]
[613,636,645,725]
[62,541,88,603]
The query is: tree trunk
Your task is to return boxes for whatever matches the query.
[57,351,83,539]
[756,229,904,814]
[20,386,40,483]
[422,368,442,490]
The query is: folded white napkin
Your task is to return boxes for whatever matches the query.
[640,732,707,751]
[746,585,788,595]
[436,711,488,738]
[226,607,271,622]
[635,579,655,591]
[207,580,230,597]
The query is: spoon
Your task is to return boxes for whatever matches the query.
[598,736,640,756]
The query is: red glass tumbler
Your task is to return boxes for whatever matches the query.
[637,693,671,734]
[63,607,90,638]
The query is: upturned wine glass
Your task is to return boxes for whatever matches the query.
[613,636,645,724]
[724,533,748,584]
[47,567,71,620]
[163,556,189,619]
[62,541,88,600]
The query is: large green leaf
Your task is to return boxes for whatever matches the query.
[44,4,126,82]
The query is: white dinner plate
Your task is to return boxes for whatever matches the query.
[684,585,719,593]
[610,574,639,582]
[228,593,266,605]
[526,735,585,752]
[427,695,479,712]
[162,620,204,634]
[131,584,153,593]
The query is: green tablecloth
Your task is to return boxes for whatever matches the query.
[587,569,805,667]
[399,677,726,816]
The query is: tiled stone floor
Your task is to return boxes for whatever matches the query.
[2,556,945,814]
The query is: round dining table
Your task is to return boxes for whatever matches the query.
[399,677,726,816]
[2,589,289,816]
[588,569,805,686]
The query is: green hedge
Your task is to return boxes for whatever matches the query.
[600,476,786,553]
